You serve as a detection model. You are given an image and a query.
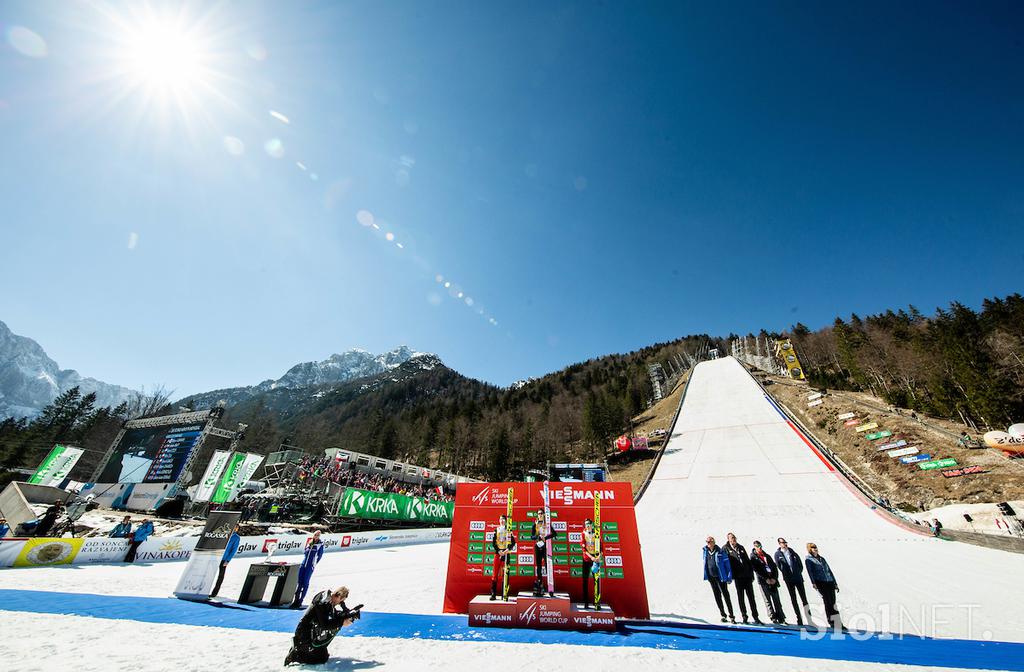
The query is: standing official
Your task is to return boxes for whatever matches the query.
[775,537,810,626]
[211,523,241,598]
[292,530,326,608]
[723,532,762,624]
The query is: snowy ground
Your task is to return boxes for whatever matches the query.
[637,357,1024,643]
[4,356,1024,671]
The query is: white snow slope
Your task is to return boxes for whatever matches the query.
[637,356,1024,642]
[4,355,1024,672]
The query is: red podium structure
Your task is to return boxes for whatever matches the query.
[468,592,617,631]
[444,481,649,629]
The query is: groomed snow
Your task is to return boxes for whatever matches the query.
[637,357,1024,642]
[1,612,997,672]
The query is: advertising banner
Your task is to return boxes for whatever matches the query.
[808,399,824,408]
[855,422,879,432]
[837,412,856,421]
[210,452,246,504]
[844,419,861,427]
[1,527,453,568]
[0,539,27,567]
[29,445,84,486]
[337,487,454,524]
[901,453,932,464]
[807,392,823,401]
[77,537,131,563]
[443,481,649,619]
[887,446,919,458]
[865,430,893,441]
[13,538,83,567]
[235,453,265,490]
[77,483,131,510]
[920,458,958,471]
[174,510,241,600]
[193,450,231,503]
[942,465,987,478]
[877,440,908,451]
[126,482,175,512]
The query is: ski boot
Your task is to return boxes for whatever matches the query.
[490,582,497,601]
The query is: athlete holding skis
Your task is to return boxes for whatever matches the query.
[490,514,517,601]
[581,518,602,609]
[532,508,556,597]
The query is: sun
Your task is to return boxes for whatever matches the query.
[125,19,204,93]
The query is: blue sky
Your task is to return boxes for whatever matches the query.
[1,1,1022,397]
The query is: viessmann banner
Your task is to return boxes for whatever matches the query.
[337,487,454,524]
[442,481,650,619]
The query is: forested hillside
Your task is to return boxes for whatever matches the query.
[790,293,1024,430]
[216,335,718,480]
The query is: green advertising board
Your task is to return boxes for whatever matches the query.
[919,458,958,471]
[211,452,246,504]
[336,487,454,524]
[865,430,893,441]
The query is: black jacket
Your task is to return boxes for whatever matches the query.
[723,542,753,581]
[774,547,805,584]
[749,549,780,585]
[295,590,352,647]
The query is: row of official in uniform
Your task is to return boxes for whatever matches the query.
[703,533,842,629]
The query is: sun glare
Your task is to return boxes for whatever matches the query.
[126,21,203,92]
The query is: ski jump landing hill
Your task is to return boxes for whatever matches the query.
[637,356,1024,641]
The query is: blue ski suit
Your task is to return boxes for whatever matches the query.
[293,539,325,606]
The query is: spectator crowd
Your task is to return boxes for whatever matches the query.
[288,454,454,502]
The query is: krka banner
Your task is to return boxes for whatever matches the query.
[210,452,264,504]
[193,450,231,503]
[29,445,84,486]
[337,487,454,525]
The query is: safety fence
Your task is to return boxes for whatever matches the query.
[0,526,452,569]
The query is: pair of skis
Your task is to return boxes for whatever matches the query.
[593,494,602,606]
[502,487,514,600]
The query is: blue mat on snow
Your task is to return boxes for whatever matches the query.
[1,589,1021,670]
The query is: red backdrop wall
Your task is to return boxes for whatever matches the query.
[442,481,650,619]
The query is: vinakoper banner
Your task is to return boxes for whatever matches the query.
[29,445,84,486]
[337,487,453,524]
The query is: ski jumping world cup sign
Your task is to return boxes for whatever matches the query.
[442,481,650,619]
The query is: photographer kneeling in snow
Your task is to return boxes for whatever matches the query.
[285,586,362,665]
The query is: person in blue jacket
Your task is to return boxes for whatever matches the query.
[0,517,8,539]
[805,542,842,630]
[211,523,241,598]
[292,529,326,608]
[775,537,810,626]
[109,516,132,538]
[703,535,736,623]
[125,518,154,563]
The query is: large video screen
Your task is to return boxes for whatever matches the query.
[97,423,205,484]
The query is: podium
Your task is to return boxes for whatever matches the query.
[239,562,300,607]
[467,592,616,631]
